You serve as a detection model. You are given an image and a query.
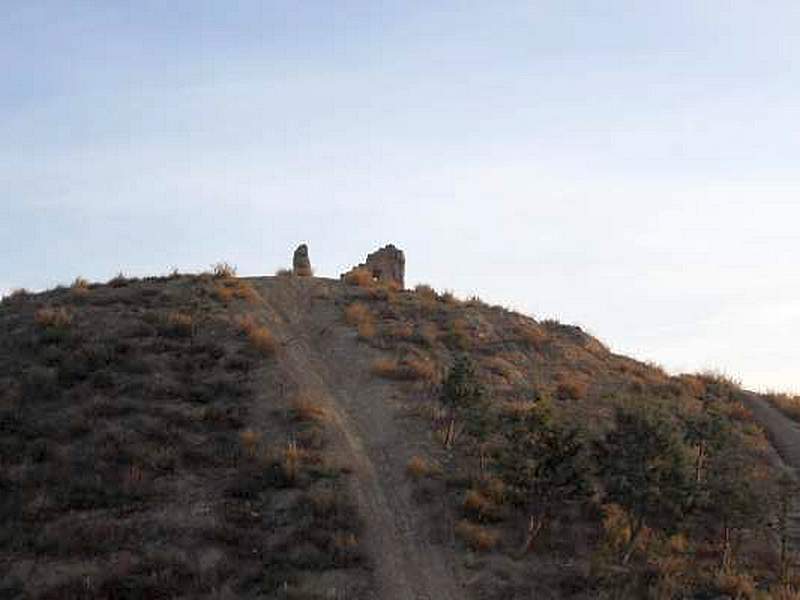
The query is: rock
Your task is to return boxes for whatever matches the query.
[293,244,312,276]
[341,244,405,289]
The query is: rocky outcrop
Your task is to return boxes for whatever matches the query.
[293,244,312,276]
[342,244,405,289]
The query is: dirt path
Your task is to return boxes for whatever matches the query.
[743,393,800,547]
[253,277,463,600]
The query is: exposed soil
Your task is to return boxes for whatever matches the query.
[253,276,464,600]
[744,393,800,548]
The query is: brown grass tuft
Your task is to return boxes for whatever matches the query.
[345,302,371,326]
[71,277,90,297]
[292,392,328,422]
[555,374,589,400]
[343,268,373,287]
[455,520,498,551]
[166,311,194,337]
[35,306,72,329]
[463,489,496,521]
[214,279,260,305]
[236,314,277,356]
[371,357,437,381]
[406,455,441,480]
[275,268,293,277]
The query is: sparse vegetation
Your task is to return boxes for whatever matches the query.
[235,314,277,355]
[343,267,373,287]
[0,265,790,599]
[212,261,237,278]
[35,306,73,329]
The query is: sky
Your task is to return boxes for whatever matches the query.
[2,1,799,392]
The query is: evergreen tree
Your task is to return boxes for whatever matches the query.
[595,407,692,564]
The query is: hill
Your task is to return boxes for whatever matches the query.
[0,261,795,599]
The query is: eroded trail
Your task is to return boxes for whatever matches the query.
[254,277,463,600]
[744,393,800,548]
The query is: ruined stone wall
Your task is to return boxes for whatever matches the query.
[341,244,405,289]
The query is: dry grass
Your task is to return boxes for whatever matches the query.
[166,311,194,337]
[343,267,373,287]
[712,572,756,599]
[35,306,73,328]
[406,455,441,479]
[292,392,328,422]
[555,374,589,400]
[275,268,293,277]
[446,318,471,350]
[214,279,260,304]
[371,357,437,382]
[212,262,237,279]
[418,323,439,346]
[519,324,548,350]
[282,440,302,482]
[71,277,90,297]
[455,520,498,551]
[235,314,277,356]
[345,302,376,340]
[463,489,497,522]
[345,302,372,326]
[383,321,414,341]
[357,320,376,340]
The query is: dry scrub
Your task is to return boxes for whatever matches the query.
[235,314,277,356]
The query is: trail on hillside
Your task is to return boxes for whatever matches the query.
[744,394,800,548]
[254,277,463,600]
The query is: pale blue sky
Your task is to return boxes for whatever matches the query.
[2,2,799,391]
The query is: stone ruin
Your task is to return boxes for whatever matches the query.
[341,244,405,289]
[292,243,312,276]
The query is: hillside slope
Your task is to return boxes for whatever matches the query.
[0,270,794,598]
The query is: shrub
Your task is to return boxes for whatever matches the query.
[414,284,437,299]
[109,272,129,287]
[343,268,373,287]
[35,306,72,329]
[212,262,237,279]
[445,318,471,350]
[2,288,29,304]
[455,520,498,551]
[463,489,496,521]
[275,268,293,277]
[555,378,589,401]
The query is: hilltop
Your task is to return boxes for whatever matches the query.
[0,250,796,599]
